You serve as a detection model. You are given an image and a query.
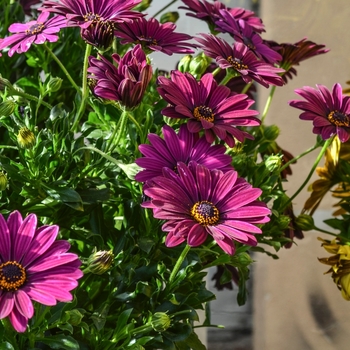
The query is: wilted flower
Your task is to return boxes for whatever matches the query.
[40,0,143,28]
[19,0,42,16]
[283,205,304,248]
[196,34,285,88]
[142,161,271,255]
[135,124,233,182]
[0,211,83,332]
[157,70,260,147]
[289,83,350,142]
[87,45,152,109]
[318,238,350,301]
[17,127,36,149]
[115,17,196,55]
[0,11,67,57]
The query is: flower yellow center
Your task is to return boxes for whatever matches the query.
[0,261,26,292]
[26,23,44,35]
[327,110,350,127]
[191,200,220,226]
[84,13,101,23]
[243,37,256,50]
[193,106,215,122]
[227,56,248,70]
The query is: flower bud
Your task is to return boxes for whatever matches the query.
[66,309,84,326]
[87,249,114,275]
[0,76,14,91]
[178,55,193,73]
[189,53,211,77]
[0,100,16,116]
[160,11,179,24]
[47,77,63,93]
[151,312,171,332]
[0,172,7,191]
[295,214,315,231]
[265,155,282,172]
[17,127,35,149]
[264,124,280,141]
[134,0,152,12]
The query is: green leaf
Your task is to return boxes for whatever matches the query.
[36,335,79,349]
[44,187,83,211]
[175,331,206,350]
[0,342,15,350]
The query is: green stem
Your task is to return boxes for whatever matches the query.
[152,0,178,17]
[279,141,321,173]
[282,137,333,210]
[111,110,128,152]
[219,69,238,86]
[169,244,191,284]
[241,81,253,94]
[43,44,81,93]
[11,90,52,109]
[260,85,276,124]
[71,44,92,132]
[212,67,221,77]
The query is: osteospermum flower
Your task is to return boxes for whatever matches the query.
[115,17,196,56]
[157,70,260,147]
[135,124,233,182]
[0,11,67,57]
[0,211,82,332]
[289,83,350,142]
[196,34,285,88]
[40,0,143,28]
[87,45,152,109]
[142,161,271,255]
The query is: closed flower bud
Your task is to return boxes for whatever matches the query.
[0,172,7,191]
[134,0,152,12]
[0,76,14,91]
[87,249,114,275]
[189,53,212,77]
[178,54,193,73]
[265,155,282,172]
[17,127,35,149]
[66,309,84,326]
[160,11,179,24]
[47,77,63,93]
[0,100,16,116]
[295,214,315,231]
[264,124,280,141]
[151,312,171,332]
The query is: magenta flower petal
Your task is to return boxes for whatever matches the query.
[0,292,14,318]
[0,214,11,262]
[14,290,34,319]
[8,306,27,333]
[143,162,270,255]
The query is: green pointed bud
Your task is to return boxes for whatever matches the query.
[295,214,315,231]
[17,127,35,149]
[264,124,280,141]
[133,0,152,11]
[0,172,8,191]
[189,53,212,77]
[265,155,282,172]
[0,100,16,116]
[87,249,114,275]
[0,76,14,91]
[178,55,193,73]
[151,312,171,332]
[160,11,179,24]
[47,77,63,93]
[66,309,84,326]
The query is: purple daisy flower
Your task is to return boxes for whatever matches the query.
[157,70,260,147]
[196,34,285,88]
[226,7,264,34]
[0,12,67,57]
[115,17,196,56]
[40,0,143,29]
[142,161,271,255]
[135,124,233,182]
[215,10,282,64]
[87,45,152,109]
[289,83,350,142]
[0,211,82,332]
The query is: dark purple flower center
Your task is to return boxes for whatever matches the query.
[243,37,256,50]
[193,106,215,122]
[191,200,219,226]
[227,56,248,70]
[26,22,44,35]
[84,12,101,23]
[327,110,350,127]
[139,36,158,46]
[0,261,26,291]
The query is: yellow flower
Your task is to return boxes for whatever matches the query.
[318,237,350,300]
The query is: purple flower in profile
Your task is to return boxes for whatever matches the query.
[115,17,196,56]
[0,211,82,332]
[87,45,152,109]
[215,10,281,64]
[142,161,271,255]
[0,12,67,57]
[20,0,42,16]
[227,7,264,33]
[157,70,260,147]
[135,124,233,182]
[289,83,350,142]
[196,34,285,88]
[40,0,143,28]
